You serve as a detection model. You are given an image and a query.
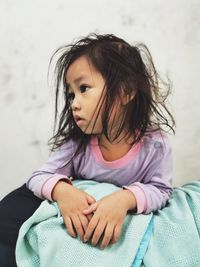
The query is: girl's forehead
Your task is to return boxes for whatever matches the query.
[67,56,91,75]
[66,55,101,84]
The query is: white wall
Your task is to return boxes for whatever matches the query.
[0,0,200,199]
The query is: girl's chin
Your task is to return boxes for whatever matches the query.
[76,121,102,135]
[79,127,101,135]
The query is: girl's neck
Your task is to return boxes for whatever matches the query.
[98,135,133,149]
[96,133,135,162]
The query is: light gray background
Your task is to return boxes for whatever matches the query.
[0,0,200,199]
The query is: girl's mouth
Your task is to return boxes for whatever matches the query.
[74,115,86,126]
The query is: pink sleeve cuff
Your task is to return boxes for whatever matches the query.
[41,174,73,201]
[123,185,147,214]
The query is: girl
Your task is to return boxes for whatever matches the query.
[0,33,175,266]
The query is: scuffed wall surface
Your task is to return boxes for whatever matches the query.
[0,0,200,198]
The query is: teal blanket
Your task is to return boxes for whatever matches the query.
[16,180,200,267]
[16,180,153,267]
[143,181,200,267]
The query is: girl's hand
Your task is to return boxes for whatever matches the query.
[82,189,136,250]
[52,181,96,241]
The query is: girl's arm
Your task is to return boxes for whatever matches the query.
[82,135,173,249]
[26,140,75,201]
[123,134,173,214]
[27,139,97,240]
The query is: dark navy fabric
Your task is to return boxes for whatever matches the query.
[0,184,43,267]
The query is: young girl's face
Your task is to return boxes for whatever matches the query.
[66,55,106,134]
[66,55,123,137]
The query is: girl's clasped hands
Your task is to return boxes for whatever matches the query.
[52,181,136,250]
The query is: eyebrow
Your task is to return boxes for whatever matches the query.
[66,75,90,86]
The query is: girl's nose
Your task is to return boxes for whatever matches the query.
[71,95,81,111]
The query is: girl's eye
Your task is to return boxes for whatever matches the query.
[80,85,90,93]
[67,85,90,104]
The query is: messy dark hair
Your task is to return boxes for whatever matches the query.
[47,32,175,158]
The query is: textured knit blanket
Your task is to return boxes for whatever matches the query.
[16,180,200,267]
[142,180,200,267]
[15,180,153,267]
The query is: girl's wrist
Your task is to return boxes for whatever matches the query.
[52,180,72,201]
[120,189,137,211]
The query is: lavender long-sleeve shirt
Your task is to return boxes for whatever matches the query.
[26,131,173,214]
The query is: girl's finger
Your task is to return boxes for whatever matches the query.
[63,216,77,238]
[71,214,84,241]
[100,223,115,250]
[84,215,99,242]
[82,202,98,215]
[78,213,89,233]
[110,223,122,244]
[86,214,93,222]
[86,194,96,204]
[91,220,106,246]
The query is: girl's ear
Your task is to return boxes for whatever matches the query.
[120,87,136,105]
